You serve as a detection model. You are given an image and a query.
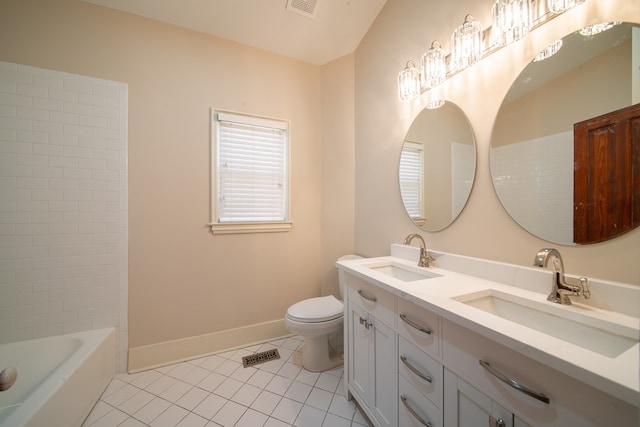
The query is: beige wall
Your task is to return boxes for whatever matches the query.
[355,0,640,285]
[0,0,356,357]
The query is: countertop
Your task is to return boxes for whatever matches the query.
[336,255,640,407]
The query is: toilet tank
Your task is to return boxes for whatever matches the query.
[337,254,362,299]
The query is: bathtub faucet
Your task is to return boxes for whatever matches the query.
[0,367,17,391]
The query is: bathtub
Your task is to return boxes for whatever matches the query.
[0,328,115,427]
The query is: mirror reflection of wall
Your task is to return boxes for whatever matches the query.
[490,22,639,245]
[400,101,476,232]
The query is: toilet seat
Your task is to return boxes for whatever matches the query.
[286,295,343,323]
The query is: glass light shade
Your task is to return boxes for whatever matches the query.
[533,39,563,62]
[398,61,420,102]
[547,0,585,13]
[451,15,483,71]
[492,0,530,47]
[420,41,447,89]
[579,21,621,36]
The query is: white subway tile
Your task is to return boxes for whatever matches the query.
[50,111,80,125]
[17,130,48,144]
[17,83,48,98]
[32,120,63,134]
[32,143,63,156]
[49,133,78,146]
[49,89,78,103]
[63,124,91,137]
[17,201,49,212]
[0,93,32,107]
[0,177,16,189]
[0,68,31,84]
[0,81,17,94]
[0,201,16,212]
[0,248,16,260]
[0,188,31,200]
[16,224,48,236]
[32,74,63,90]
[79,115,107,128]
[33,97,63,112]
[63,79,92,94]
[0,141,31,154]
[48,200,79,212]
[49,155,79,168]
[78,158,107,170]
[63,145,92,158]
[0,128,17,140]
[32,189,63,201]
[63,168,91,180]
[17,153,48,166]
[48,223,79,234]
[48,178,77,190]
[0,105,17,117]
[31,212,64,224]
[0,117,32,130]
[32,166,63,178]
[63,101,92,115]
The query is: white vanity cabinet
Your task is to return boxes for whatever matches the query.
[340,268,639,427]
[444,368,532,427]
[442,318,639,426]
[345,273,397,427]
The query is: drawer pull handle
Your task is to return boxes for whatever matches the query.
[359,316,371,330]
[400,355,433,383]
[401,395,433,427]
[400,313,432,335]
[479,360,550,404]
[357,289,377,302]
[489,415,506,427]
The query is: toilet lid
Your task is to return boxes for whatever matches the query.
[287,295,343,323]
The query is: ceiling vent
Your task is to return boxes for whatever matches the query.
[285,0,319,19]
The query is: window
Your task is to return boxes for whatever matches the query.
[399,141,425,224]
[210,110,291,234]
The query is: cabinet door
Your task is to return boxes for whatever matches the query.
[371,318,397,427]
[348,302,370,402]
[444,369,513,427]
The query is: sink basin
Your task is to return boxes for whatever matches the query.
[365,261,441,282]
[453,289,639,358]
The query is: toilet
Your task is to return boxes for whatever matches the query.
[285,254,362,372]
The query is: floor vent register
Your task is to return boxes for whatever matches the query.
[241,349,280,368]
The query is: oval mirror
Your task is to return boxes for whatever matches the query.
[490,22,639,245]
[400,101,476,231]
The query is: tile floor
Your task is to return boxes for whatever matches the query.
[83,336,372,427]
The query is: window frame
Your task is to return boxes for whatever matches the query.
[210,109,292,235]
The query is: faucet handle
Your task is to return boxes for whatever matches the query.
[579,277,590,299]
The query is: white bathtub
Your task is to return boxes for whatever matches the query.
[0,328,115,427]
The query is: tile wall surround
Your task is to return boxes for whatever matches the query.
[490,132,574,244]
[0,61,128,372]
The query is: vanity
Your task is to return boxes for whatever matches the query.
[337,246,640,427]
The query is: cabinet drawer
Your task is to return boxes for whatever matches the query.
[442,319,638,427]
[397,298,440,359]
[346,274,395,327]
[399,375,442,427]
[399,336,442,408]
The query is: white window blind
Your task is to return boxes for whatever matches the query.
[211,111,291,234]
[399,141,424,220]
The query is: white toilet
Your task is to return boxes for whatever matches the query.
[285,254,362,372]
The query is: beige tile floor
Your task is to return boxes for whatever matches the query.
[83,336,371,427]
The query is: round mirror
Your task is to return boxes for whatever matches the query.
[490,22,639,245]
[400,101,476,231]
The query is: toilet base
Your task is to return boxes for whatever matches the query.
[301,334,343,372]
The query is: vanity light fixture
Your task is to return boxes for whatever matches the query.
[547,0,585,13]
[398,61,421,102]
[451,15,483,71]
[397,0,587,103]
[420,41,446,108]
[533,39,563,62]
[491,0,531,47]
[579,21,621,37]
[420,41,446,89]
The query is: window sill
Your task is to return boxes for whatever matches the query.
[208,221,293,235]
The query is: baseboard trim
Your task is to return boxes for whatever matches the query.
[128,319,292,373]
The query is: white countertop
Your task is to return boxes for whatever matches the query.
[336,255,640,407]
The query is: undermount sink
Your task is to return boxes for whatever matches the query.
[453,289,639,358]
[365,261,441,282]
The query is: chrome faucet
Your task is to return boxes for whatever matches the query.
[533,248,590,305]
[403,233,433,267]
